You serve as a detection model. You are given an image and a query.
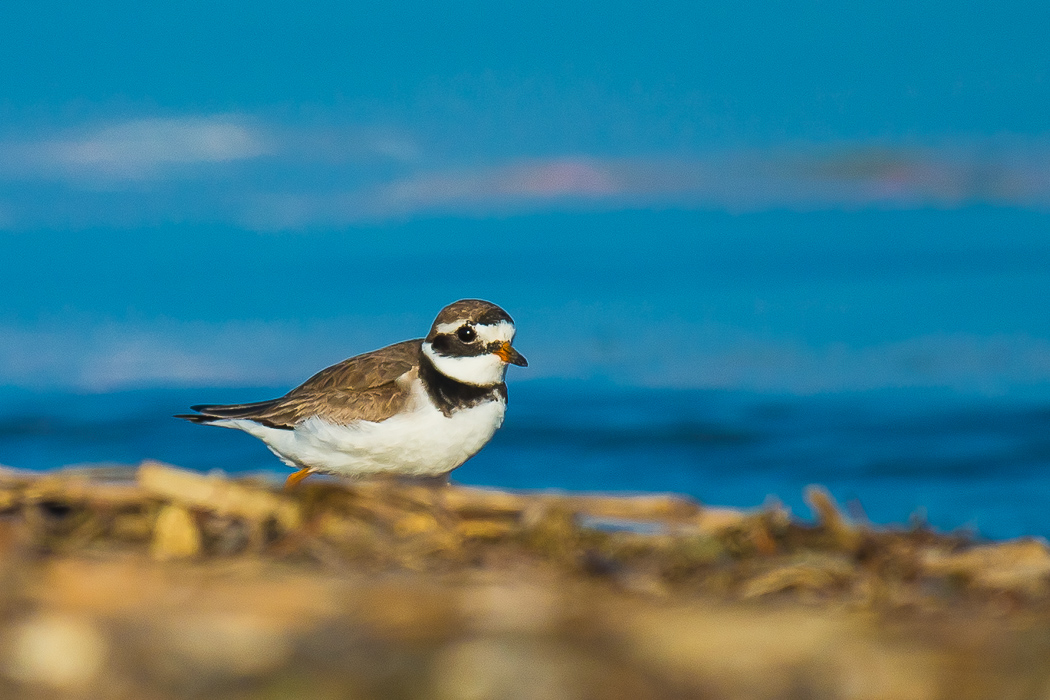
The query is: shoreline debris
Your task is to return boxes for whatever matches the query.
[0,462,1047,698]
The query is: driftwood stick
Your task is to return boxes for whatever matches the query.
[137,461,301,530]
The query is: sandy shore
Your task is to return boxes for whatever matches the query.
[0,462,1048,699]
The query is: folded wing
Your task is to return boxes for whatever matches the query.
[176,339,422,429]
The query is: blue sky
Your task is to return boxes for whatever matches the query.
[1,0,1049,392]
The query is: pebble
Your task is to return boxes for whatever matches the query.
[2,613,107,689]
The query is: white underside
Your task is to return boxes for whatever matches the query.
[212,378,506,478]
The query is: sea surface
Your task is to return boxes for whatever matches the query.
[1,381,1048,540]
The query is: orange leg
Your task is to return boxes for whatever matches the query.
[284,467,315,489]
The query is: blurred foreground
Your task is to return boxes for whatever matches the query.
[0,463,1048,699]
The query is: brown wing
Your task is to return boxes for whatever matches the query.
[183,339,422,428]
[285,338,421,397]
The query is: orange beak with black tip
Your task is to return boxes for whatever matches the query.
[493,341,528,367]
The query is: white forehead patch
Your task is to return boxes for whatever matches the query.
[435,320,516,344]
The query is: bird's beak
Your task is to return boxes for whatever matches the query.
[494,341,528,367]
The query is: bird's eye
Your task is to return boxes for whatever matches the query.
[456,325,477,342]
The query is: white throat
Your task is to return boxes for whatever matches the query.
[422,342,508,387]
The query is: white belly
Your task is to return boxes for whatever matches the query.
[216,388,506,478]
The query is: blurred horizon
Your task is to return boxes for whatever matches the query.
[2,204,1049,394]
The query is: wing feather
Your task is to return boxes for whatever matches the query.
[178,339,421,428]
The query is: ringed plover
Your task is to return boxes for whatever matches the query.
[177,299,527,487]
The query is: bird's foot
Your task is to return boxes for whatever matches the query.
[284,467,316,490]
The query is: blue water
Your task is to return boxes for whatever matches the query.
[1,382,1048,540]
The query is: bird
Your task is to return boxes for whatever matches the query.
[176,299,527,488]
